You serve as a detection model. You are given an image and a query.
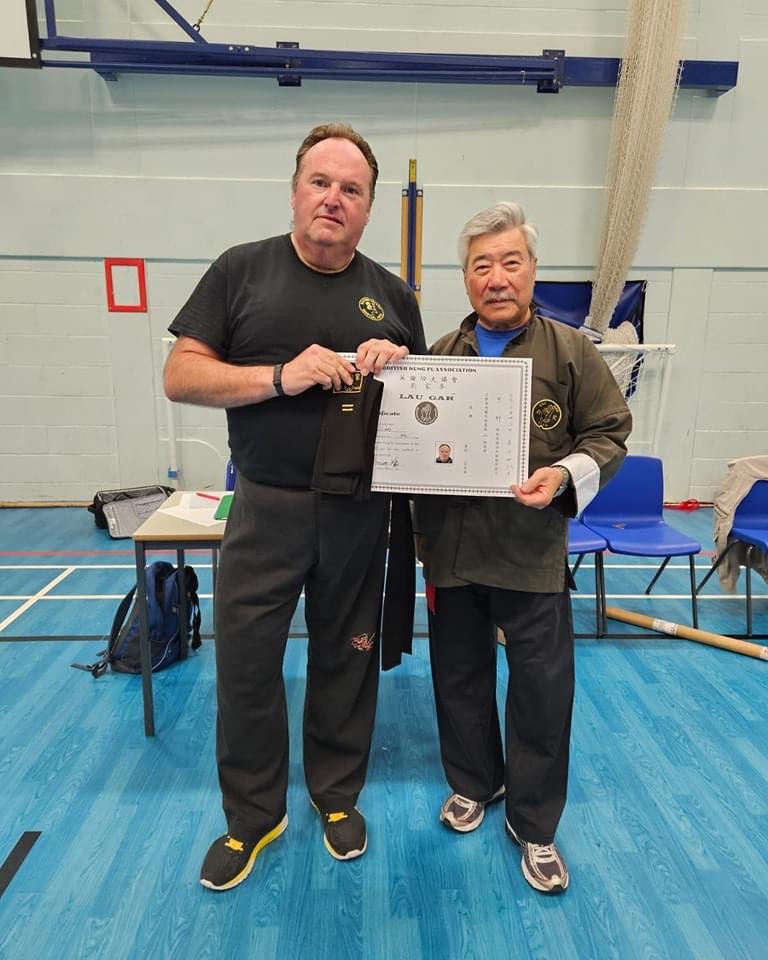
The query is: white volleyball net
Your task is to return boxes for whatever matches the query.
[596,343,674,456]
[587,0,686,336]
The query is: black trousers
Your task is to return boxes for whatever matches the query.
[428,583,574,844]
[214,473,390,842]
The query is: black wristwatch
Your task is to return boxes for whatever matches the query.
[272,363,285,397]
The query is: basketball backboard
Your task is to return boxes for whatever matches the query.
[0,0,40,68]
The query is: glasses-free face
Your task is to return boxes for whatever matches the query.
[464,227,537,331]
[290,137,373,270]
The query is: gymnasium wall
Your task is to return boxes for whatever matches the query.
[1,0,766,502]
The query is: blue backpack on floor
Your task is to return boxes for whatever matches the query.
[72,561,201,678]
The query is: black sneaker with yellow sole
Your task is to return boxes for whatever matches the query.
[311,803,367,860]
[199,815,288,891]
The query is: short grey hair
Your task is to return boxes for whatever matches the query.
[458,201,538,271]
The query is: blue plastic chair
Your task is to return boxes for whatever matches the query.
[581,456,702,628]
[696,479,768,637]
[568,519,608,637]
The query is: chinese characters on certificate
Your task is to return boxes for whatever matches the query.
[369,356,532,496]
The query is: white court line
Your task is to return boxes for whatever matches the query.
[0,563,214,571]
[0,567,77,633]
[0,595,134,601]
[0,592,761,603]
[570,594,763,601]
[600,563,715,570]
[0,594,215,602]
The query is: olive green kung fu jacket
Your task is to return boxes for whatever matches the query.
[414,311,633,594]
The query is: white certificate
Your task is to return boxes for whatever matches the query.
[365,355,532,497]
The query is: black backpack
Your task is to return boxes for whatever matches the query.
[73,562,202,678]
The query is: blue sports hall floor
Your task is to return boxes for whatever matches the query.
[0,504,766,960]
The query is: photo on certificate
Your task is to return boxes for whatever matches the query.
[364,355,532,497]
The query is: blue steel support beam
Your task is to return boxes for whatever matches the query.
[407,179,417,289]
[678,59,739,94]
[45,60,551,85]
[43,0,57,39]
[37,36,738,95]
[563,56,738,95]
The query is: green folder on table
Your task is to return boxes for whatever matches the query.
[213,493,233,521]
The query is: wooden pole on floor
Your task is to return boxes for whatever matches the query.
[605,606,768,661]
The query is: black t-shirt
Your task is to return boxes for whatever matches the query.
[169,234,427,487]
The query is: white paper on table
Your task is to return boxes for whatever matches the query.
[157,491,227,526]
[343,355,531,497]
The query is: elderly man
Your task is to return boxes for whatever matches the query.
[416,201,631,893]
[165,123,426,891]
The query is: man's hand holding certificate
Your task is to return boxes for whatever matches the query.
[369,355,531,496]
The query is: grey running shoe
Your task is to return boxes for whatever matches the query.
[440,785,505,833]
[506,820,569,893]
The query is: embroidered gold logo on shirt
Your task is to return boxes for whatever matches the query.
[532,399,562,430]
[359,297,385,322]
[333,370,363,395]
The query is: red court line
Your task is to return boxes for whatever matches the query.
[0,549,213,557]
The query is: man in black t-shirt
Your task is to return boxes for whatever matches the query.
[165,123,426,892]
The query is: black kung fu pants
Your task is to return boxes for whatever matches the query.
[214,472,390,843]
[428,583,574,844]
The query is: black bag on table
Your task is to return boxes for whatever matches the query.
[87,485,175,538]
